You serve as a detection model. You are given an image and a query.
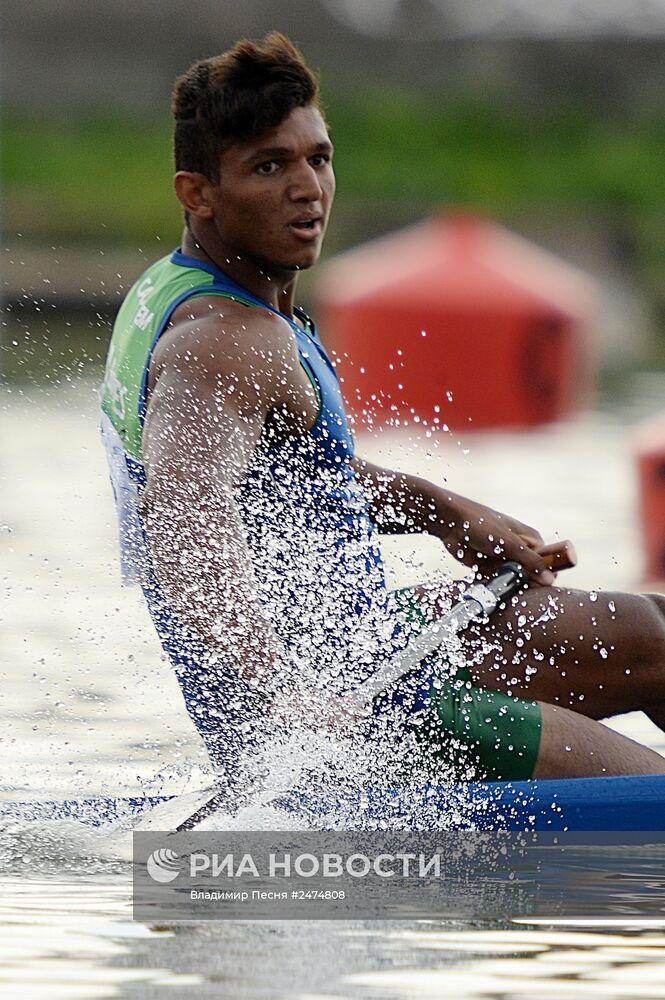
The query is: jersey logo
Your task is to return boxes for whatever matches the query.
[103,344,130,421]
[133,276,156,332]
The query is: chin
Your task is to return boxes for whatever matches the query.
[260,243,322,274]
[276,252,320,272]
[286,260,315,272]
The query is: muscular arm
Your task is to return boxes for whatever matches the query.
[141,300,303,696]
[352,455,555,584]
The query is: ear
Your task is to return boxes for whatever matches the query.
[173,171,216,219]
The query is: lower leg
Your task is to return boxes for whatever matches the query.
[534,701,665,778]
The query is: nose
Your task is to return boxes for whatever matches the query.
[288,160,324,202]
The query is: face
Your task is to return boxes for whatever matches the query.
[210,105,335,273]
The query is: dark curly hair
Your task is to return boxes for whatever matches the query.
[171,32,320,182]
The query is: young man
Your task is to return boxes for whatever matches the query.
[101,33,665,788]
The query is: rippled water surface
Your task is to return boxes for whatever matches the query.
[4,373,665,998]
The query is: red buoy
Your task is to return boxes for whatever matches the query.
[316,213,598,430]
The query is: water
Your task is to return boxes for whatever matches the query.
[4,371,665,997]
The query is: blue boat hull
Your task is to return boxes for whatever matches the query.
[3,774,665,831]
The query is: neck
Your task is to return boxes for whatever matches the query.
[180,226,298,317]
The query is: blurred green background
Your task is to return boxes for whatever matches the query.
[5,96,665,248]
[2,1,665,383]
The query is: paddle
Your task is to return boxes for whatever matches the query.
[162,542,576,833]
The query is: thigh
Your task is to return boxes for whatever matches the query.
[465,584,665,719]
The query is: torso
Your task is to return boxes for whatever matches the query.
[101,251,402,763]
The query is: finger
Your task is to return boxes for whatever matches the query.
[504,541,555,586]
[516,530,545,551]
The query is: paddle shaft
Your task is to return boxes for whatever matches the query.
[351,540,576,708]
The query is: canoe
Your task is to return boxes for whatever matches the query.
[3,773,665,831]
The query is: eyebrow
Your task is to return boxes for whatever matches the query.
[246,141,333,163]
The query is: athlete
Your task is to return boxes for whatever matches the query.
[101,33,665,787]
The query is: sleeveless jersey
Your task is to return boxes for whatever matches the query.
[100,250,406,767]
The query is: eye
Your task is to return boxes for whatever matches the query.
[256,161,280,175]
[310,153,332,168]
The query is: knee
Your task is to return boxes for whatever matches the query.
[610,593,665,678]
[644,592,665,620]
[639,592,665,649]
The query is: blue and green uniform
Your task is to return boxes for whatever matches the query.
[100,249,541,779]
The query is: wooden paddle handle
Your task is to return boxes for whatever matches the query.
[539,539,577,573]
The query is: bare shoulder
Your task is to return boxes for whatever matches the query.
[148,294,301,417]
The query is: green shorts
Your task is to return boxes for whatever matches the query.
[391,586,542,781]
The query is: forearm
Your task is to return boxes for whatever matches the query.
[352,456,555,583]
[352,456,455,536]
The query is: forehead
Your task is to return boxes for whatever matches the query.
[224,105,331,164]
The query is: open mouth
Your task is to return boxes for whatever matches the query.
[288,218,323,238]
[288,215,323,242]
